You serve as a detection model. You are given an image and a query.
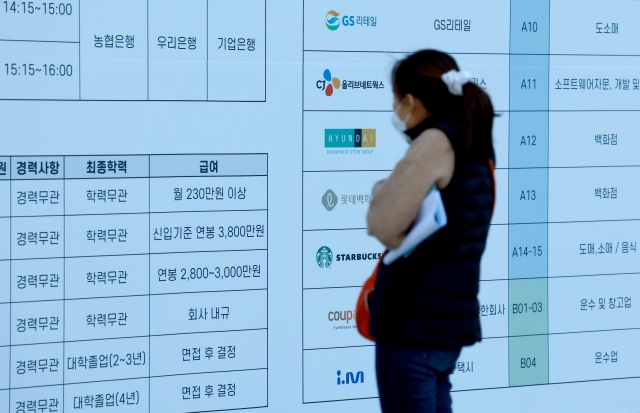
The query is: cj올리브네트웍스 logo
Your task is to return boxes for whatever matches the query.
[317,69,341,97]
[317,69,385,97]
[316,246,333,268]
[325,10,377,30]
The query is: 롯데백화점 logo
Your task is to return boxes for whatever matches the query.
[316,246,333,268]
[325,10,377,30]
[325,129,376,155]
[336,370,364,385]
[321,189,338,211]
[317,69,385,96]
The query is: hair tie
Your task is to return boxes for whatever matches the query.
[441,69,471,96]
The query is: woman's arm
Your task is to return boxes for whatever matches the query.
[366,128,455,249]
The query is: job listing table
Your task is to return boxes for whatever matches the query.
[0,154,268,412]
[301,0,640,404]
[0,0,266,101]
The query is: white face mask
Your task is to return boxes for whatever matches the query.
[391,97,414,144]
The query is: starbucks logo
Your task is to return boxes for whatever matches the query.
[316,246,333,269]
[322,189,338,211]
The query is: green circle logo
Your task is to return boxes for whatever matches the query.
[316,246,333,268]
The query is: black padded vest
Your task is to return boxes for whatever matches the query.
[370,117,495,348]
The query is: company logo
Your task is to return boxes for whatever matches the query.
[325,10,340,30]
[317,69,341,97]
[327,309,356,326]
[337,370,364,385]
[316,246,333,268]
[325,10,377,30]
[325,129,376,148]
[321,189,338,211]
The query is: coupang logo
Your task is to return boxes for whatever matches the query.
[317,69,341,96]
[325,10,340,31]
[325,10,377,30]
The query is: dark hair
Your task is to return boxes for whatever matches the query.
[392,49,494,162]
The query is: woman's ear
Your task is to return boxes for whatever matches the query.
[404,93,415,108]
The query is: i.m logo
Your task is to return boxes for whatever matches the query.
[325,129,376,148]
[336,370,364,385]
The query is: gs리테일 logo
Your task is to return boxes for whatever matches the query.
[325,10,377,30]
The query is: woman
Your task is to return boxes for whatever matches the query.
[367,50,495,413]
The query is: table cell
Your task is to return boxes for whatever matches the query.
[549,329,640,383]
[11,258,63,303]
[551,0,640,55]
[150,176,267,212]
[493,111,509,169]
[509,223,547,279]
[0,261,9,303]
[549,220,640,277]
[549,167,640,222]
[509,54,549,111]
[64,378,149,412]
[149,0,207,100]
[11,385,62,412]
[509,112,549,169]
[150,329,267,377]
[65,213,149,257]
[65,155,149,179]
[0,41,78,100]
[509,335,549,386]
[79,0,148,100]
[303,346,375,403]
[303,229,382,289]
[10,342,62,388]
[208,0,265,101]
[303,287,369,350]
[11,179,63,217]
[0,0,78,42]
[549,111,640,168]
[0,158,8,180]
[0,181,9,217]
[64,337,149,384]
[479,280,508,338]
[492,169,508,225]
[11,216,63,259]
[549,55,640,111]
[481,224,508,281]
[0,219,9,261]
[509,278,548,336]
[0,304,8,346]
[65,255,149,299]
[150,210,266,254]
[150,250,266,295]
[0,346,7,389]
[150,368,266,412]
[150,290,266,335]
[509,168,548,224]
[64,296,149,342]
[11,157,63,180]
[11,300,63,345]
[549,274,640,334]
[510,0,550,54]
[450,337,509,391]
[303,1,509,54]
[303,170,388,230]
[65,178,149,215]
[150,154,267,178]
